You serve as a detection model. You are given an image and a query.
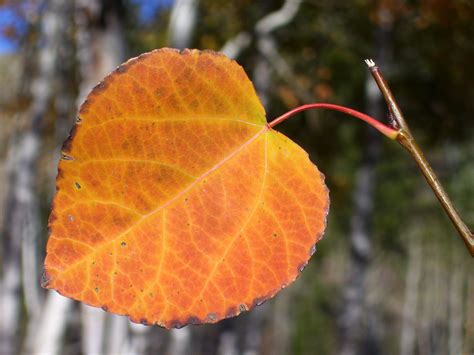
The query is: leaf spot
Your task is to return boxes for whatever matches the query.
[206,313,217,322]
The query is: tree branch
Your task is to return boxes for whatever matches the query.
[220,0,303,59]
[255,0,302,35]
[365,60,474,257]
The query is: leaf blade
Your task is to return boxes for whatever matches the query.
[44,48,329,328]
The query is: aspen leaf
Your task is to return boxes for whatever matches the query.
[43,48,329,328]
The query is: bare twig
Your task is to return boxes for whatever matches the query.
[255,0,302,35]
[365,60,474,257]
[220,32,251,59]
[220,0,303,59]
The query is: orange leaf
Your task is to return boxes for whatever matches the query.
[43,48,329,328]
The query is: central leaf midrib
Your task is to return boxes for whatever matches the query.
[53,124,270,278]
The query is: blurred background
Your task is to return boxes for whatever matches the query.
[0,0,473,354]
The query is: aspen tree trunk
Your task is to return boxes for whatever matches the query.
[242,304,270,355]
[105,316,128,355]
[74,1,127,354]
[217,328,239,355]
[0,0,69,353]
[400,234,423,355]
[167,0,199,49]
[167,329,192,355]
[123,323,150,355]
[418,252,431,355]
[464,275,474,353]
[418,244,449,354]
[448,253,464,355]
[24,1,76,353]
[269,288,293,355]
[444,146,467,355]
[432,247,449,354]
[338,111,381,355]
[338,7,393,355]
[26,292,73,355]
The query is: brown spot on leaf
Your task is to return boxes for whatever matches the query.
[116,65,128,74]
[206,313,217,322]
[60,153,73,161]
[187,316,201,325]
[93,81,107,91]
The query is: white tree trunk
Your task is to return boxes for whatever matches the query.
[338,8,393,354]
[81,305,107,355]
[448,252,464,355]
[167,0,199,48]
[105,315,129,355]
[464,275,474,353]
[122,323,150,355]
[400,237,423,355]
[167,328,192,355]
[26,292,73,355]
[217,331,239,355]
[1,0,70,353]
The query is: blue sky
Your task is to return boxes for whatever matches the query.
[132,0,174,23]
[0,6,25,53]
[0,0,174,54]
